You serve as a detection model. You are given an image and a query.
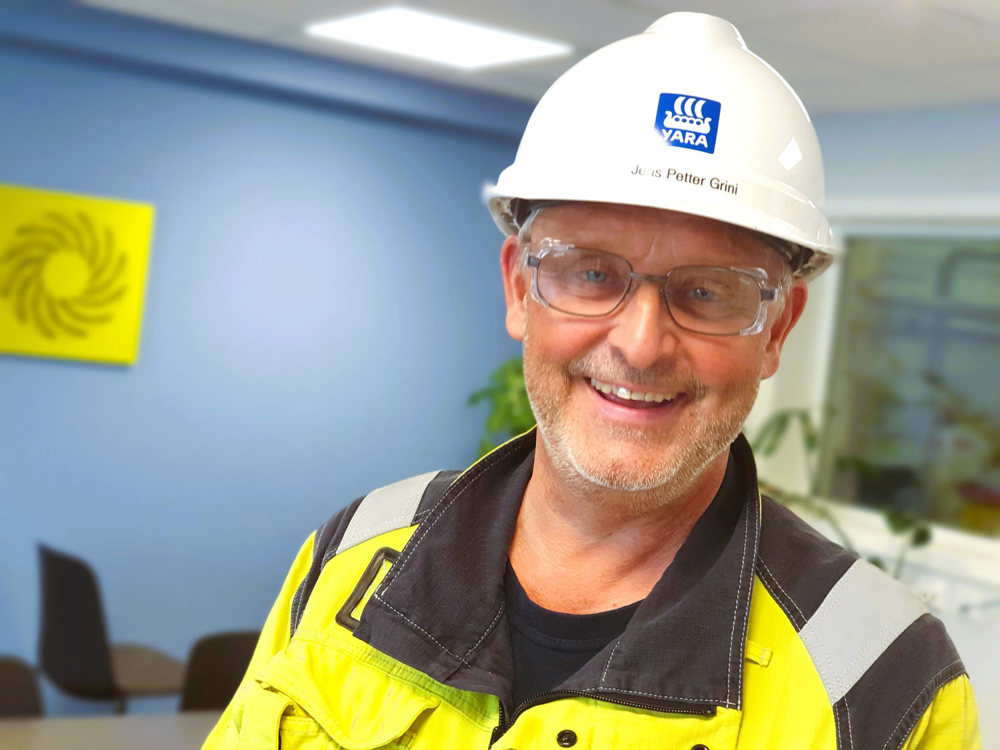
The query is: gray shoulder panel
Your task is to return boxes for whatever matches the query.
[290,470,449,636]
[757,497,858,629]
[335,470,441,555]
[840,613,966,750]
[799,558,928,703]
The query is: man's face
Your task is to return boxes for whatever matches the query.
[501,203,806,503]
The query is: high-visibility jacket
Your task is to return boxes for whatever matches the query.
[204,432,980,749]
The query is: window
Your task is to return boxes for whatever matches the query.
[817,235,1000,535]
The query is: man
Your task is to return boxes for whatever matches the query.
[206,12,980,748]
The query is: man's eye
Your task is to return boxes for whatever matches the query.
[689,286,719,301]
[584,269,609,283]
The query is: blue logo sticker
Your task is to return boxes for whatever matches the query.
[655,93,721,154]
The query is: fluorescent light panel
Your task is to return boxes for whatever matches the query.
[305,6,571,70]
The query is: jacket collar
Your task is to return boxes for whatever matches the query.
[355,430,760,713]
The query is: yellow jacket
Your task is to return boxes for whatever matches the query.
[205,432,980,749]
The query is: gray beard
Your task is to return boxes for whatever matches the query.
[524,341,759,512]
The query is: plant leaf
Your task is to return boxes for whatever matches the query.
[911,524,932,548]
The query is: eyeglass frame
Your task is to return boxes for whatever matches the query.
[523,241,783,336]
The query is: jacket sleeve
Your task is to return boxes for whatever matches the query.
[900,674,981,750]
[201,533,317,750]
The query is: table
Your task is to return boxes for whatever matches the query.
[0,711,220,749]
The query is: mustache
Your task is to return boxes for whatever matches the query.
[566,350,706,397]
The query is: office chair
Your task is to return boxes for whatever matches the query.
[180,630,259,711]
[38,544,185,713]
[0,656,43,717]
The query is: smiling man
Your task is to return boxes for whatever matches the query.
[206,12,980,750]
[501,203,805,617]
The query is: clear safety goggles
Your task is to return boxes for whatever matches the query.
[526,240,779,336]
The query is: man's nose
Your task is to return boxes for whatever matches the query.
[604,281,680,370]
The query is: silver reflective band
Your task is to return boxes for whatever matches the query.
[799,559,928,703]
[336,471,440,554]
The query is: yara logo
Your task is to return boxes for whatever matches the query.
[654,93,721,154]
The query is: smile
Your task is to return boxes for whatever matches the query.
[589,378,676,404]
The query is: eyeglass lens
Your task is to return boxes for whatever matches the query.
[533,247,765,335]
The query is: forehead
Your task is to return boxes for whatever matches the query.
[529,202,782,272]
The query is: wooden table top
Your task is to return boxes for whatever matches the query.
[0,710,220,749]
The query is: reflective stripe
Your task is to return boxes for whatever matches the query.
[799,559,927,703]
[336,471,440,554]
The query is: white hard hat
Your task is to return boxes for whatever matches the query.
[485,12,835,279]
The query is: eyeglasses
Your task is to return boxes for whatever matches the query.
[525,241,779,336]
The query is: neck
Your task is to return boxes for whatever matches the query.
[509,446,728,614]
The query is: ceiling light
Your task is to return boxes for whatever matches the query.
[305,6,571,70]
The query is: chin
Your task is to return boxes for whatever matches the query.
[589,440,717,493]
[532,392,753,507]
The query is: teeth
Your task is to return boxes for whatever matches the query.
[591,378,675,404]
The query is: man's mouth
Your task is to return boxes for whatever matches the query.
[589,377,677,406]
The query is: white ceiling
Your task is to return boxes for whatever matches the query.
[79,0,1000,115]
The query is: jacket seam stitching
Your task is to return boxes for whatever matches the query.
[291,524,332,634]
[385,442,520,583]
[368,442,522,672]
[726,493,757,707]
[756,563,800,630]
[289,630,494,724]
[587,685,735,706]
[881,659,964,750]
[371,445,519,659]
[337,516,416,554]
[725,505,746,706]
[599,640,622,685]
[844,697,855,749]
[757,558,807,628]
[375,596,473,667]
[597,634,733,707]
[464,602,506,660]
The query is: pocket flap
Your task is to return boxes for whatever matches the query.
[258,645,440,749]
[239,688,294,748]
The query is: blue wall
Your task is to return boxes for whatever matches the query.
[0,1,529,714]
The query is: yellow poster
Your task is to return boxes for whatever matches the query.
[0,184,154,365]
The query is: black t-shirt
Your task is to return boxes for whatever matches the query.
[503,451,743,709]
[504,563,640,708]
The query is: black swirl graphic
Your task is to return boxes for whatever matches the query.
[0,212,128,339]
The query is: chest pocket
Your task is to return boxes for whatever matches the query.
[238,676,438,750]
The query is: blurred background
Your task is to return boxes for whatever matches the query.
[1,0,998,740]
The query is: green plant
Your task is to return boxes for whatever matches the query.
[751,408,853,550]
[751,408,932,574]
[468,357,535,456]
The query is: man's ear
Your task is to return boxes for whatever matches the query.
[761,280,807,380]
[501,235,529,342]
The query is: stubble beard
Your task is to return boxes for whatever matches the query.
[523,336,760,514]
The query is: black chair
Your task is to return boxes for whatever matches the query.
[180,630,260,711]
[38,544,185,713]
[0,656,42,717]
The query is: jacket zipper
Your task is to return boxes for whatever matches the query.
[491,690,716,744]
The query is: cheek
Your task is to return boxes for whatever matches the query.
[524,310,610,364]
[688,340,769,391]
